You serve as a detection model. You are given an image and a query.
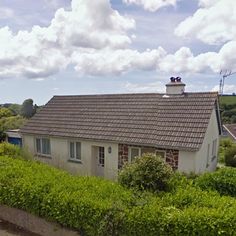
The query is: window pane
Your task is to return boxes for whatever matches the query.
[131,148,139,161]
[36,138,41,153]
[42,138,50,155]
[76,142,81,160]
[156,151,165,159]
[99,147,104,167]
[141,148,155,155]
[70,142,75,159]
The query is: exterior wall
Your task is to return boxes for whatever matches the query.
[195,108,219,173]
[178,151,196,173]
[118,144,179,170]
[22,135,118,180]
[178,108,220,174]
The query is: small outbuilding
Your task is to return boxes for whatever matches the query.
[5,129,22,146]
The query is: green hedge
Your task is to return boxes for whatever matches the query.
[1,153,236,235]
[195,167,236,197]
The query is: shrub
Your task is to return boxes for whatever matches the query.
[1,155,236,235]
[225,145,236,167]
[118,153,173,192]
[195,167,236,197]
[0,142,32,160]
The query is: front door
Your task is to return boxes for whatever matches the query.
[96,146,105,177]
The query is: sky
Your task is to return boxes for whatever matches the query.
[0,0,236,105]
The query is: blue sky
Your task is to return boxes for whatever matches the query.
[0,0,235,105]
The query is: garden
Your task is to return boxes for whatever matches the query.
[0,143,236,236]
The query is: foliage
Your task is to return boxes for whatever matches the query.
[118,153,173,192]
[0,142,32,160]
[1,154,236,235]
[218,138,235,164]
[8,104,22,115]
[195,167,236,197]
[225,145,236,167]
[0,115,26,141]
[20,99,36,118]
[0,107,13,119]
[219,95,236,124]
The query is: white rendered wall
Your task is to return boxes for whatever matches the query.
[22,135,118,180]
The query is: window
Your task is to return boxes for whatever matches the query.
[35,138,51,155]
[98,147,104,167]
[212,139,217,158]
[69,141,81,161]
[156,150,166,159]
[130,147,139,162]
[129,147,165,162]
[206,143,210,167]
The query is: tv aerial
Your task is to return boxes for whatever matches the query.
[219,69,236,95]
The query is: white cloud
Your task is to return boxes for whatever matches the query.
[72,47,166,76]
[0,0,135,79]
[158,40,236,74]
[0,7,14,19]
[1,0,236,80]
[175,0,236,45]
[123,0,177,12]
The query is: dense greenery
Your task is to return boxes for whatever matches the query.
[0,98,39,141]
[195,167,236,197]
[219,95,236,123]
[20,99,37,118]
[225,145,236,167]
[218,138,236,166]
[0,112,26,141]
[1,144,236,235]
[118,153,173,192]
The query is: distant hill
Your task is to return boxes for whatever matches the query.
[219,95,236,124]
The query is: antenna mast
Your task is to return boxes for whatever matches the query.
[219,70,236,95]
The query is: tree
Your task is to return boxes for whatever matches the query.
[0,107,13,119]
[20,99,36,118]
[8,104,22,115]
[0,115,26,141]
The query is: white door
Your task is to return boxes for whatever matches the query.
[96,146,105,177]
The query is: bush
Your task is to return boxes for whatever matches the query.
[1,155,236,235]
[118,153,173,192]
[0,142,32,160]
[225,145,236,167]
[195,167,236,197]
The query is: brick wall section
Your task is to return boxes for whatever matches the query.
[118,144,179,170]
[165,149,179,170]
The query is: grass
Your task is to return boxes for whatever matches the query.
[219,95,236,105]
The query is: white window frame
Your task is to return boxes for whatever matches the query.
[35,137,51,157]
[206,143,210,167]
[68,141,82,162]
[128,147,166,162]
[128,147,141,162]
[212,139,217,160]
[155,150,166,161]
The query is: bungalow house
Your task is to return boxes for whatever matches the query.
[20,78,222,180]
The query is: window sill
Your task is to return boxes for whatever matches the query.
[35,154,52,159]
[68,159,82,164]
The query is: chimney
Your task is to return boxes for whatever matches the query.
[166,77,185,95]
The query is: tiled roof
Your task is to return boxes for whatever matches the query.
[20,92,219,151]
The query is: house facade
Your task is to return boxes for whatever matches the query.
[21,78,221,180]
